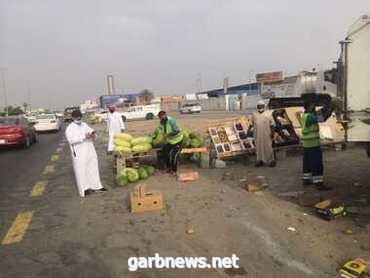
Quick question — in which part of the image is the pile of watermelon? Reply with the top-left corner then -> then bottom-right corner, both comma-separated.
182,129 -> 205,148
115,165 -> 156,186
113,133 -> 152,154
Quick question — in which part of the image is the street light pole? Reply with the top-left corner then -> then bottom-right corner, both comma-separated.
0,68 -> 8,116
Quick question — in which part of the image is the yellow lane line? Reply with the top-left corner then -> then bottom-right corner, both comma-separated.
51,154 -> 59,162
42,165 -> 55,175
1,211 -> 34,245
30,181 -> 47,197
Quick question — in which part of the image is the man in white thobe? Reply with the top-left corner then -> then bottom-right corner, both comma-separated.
107,106 -> 125,153
252,100 -> 276,167
65,110 -> 106,197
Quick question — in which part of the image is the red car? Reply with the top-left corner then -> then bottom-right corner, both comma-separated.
0,116 -> 37,148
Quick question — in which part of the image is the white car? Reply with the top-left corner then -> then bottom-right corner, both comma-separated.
121,104 -> 160,121
24,113 -> 38,124
95,104 -> 161,122
34,114 -> 61,132
180,103 -> 202,114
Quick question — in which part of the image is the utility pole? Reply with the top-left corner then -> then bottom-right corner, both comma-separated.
27,81 -> 31,112
196,73 -> 202,94
0,68 -> 8,116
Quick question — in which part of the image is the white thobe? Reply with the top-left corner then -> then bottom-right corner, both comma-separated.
65,122 -> 103,197
107,111 -> 125,152
253,111 -> 274,163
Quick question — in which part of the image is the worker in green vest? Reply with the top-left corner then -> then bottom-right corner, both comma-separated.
153,111 -> 183,173
300,93 -> 332,190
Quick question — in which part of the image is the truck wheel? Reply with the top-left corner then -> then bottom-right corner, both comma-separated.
122,116 -> 126,122
145,113 -> 154,120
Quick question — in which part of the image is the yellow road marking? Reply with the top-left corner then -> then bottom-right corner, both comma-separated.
42,165 -> 55,175
30,181 -> 47,197
51,154 -> 59,162
2,211 -> 34,245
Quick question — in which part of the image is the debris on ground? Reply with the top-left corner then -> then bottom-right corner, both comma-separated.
314,200 -> 346,221
342,229 -> 354,235
339,258 -> 368,278
177,171 -> 199,182
245,176 -> 268,192
186,227 -> 195,235
287,227 -> 297,233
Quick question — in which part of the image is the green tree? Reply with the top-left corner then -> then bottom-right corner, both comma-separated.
5,106 -> 24,116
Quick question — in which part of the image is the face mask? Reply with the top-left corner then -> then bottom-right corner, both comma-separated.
74,119 -> 82,125
258,108 -> 264,113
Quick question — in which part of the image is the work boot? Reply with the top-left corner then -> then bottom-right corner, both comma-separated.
269,160 -> 276,167
255,161 -> 264,167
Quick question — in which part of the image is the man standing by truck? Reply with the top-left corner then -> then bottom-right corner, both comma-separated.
300,93 -> 332,190
107,105 -> 125,154
152,111 -> 183,173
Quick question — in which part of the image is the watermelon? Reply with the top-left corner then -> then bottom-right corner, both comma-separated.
132,143 -> 152,153
114,138 -> 131,147
138,167 -> 148,179
152,134 -> 165,147
143,165 -> 155,176
114,133 -> 133,142
131,136 -> 152,146
114,146 -> 131,153
189,131 -> 201,139
125,168 -> 139,182
181,129 -> 191,147
116,175 -> 129,186
190,138 -> 202,148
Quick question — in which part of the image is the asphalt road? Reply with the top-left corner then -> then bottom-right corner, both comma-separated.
0,129 -> 64,234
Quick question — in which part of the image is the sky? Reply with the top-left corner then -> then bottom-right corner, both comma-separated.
0,0 -> 369,110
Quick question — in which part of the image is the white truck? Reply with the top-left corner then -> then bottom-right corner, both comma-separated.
337,15 -> 370,155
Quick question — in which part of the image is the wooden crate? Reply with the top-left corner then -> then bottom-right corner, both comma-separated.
130,184 -> 164,213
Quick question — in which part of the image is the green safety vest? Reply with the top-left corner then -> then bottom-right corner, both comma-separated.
156,117 -> 183,145
300,113 -> 320,148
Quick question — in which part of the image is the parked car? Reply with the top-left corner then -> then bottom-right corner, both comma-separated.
0,116 -> 37,148
64,106 -> 79,122
24,112 -> 38,124
95,104 -> 160,122
121,104 -> 160,121
34,114 -> 61,132
180,103 -> 202,114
